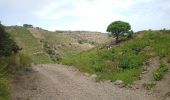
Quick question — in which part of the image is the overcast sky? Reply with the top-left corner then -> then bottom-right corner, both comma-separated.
0,0 -> 170,32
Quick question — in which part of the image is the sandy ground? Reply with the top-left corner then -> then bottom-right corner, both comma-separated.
11,64 -> 161,100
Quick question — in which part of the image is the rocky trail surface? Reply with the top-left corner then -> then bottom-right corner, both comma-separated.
12,64 -> 160,100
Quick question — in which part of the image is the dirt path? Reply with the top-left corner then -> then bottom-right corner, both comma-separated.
133,57 -> 170,100
12,64 -> 159,100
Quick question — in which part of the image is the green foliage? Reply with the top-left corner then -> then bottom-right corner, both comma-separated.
78,40 -> 83,44
23,24 -> 33,28
91,41 -> 96,45
0,23 -> 32,99
97,68 -> 141,85
127,30 -> 134,39
143,82 -> 156,90
160,28 -> 170,33
0,76 -> 10,100
153,72 -> 163,81
106,21 -> 131,33
153,62 -> 168,81
0,53 -> 32,99
0,23 -> 20,57
0,53 -> 32,75
131,44 -> 142,54
61,30 -> 170,85
106,21 -> 132,42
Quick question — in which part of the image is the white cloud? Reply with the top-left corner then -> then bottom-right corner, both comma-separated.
35,0 -> 133,31
1,0 -> 169,32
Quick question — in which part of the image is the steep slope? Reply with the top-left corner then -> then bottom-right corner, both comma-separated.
6,26 -> 53,64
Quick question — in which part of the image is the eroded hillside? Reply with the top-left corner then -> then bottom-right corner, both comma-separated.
6,26 -> 112,63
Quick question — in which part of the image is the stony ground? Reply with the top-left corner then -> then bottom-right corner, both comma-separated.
11,64 -> 160,100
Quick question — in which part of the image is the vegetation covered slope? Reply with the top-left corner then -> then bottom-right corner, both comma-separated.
61,30 -> 170,85
6,26 -> 112,63
6,26 -> 53,64
0,24 -> 32,100
28,28 -> 112,58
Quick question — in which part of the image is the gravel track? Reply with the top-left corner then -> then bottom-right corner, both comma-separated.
12,64 -> 158,100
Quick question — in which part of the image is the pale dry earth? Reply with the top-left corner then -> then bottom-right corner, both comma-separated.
11,64 -> 159,100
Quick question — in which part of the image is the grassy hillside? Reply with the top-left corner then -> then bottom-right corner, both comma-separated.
0,24 -> 32,100
6,26 -> 112,63
7,26 -> 53,64
61,30 -> 170,85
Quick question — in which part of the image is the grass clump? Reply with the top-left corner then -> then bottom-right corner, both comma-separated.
153,62 -> 168,81
143,82 -> 156,90
0,76 -> 10,100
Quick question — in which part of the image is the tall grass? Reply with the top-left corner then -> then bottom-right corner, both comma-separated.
0,53 -> 32,99
0,76 -> 10,100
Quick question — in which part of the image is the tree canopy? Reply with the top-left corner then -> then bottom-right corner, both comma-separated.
23,24 -> 33,28
106,21 -> 131,43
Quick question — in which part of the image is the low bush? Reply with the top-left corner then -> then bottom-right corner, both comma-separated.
153,62 -> 168,81
0,23 -> 20,57
143,82 -> 156,90
78,40 -> 83,44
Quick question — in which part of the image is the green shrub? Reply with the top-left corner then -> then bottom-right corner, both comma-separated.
160,62 -> 168,71
153,62 -> 168,81
153,72 -> 163,81
78,40 -> 83,44
143,82 -> 156,90
131,44 -> 142,54
91,41 -> 96,45
0,53 -> 32,99
118,56 -> 130,69
0,23 -> 20,57
0,23 -> 32,100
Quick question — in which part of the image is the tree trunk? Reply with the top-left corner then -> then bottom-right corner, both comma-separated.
115,34 -> 119,43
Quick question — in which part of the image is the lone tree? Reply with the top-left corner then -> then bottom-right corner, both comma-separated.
106,21 -> 131,43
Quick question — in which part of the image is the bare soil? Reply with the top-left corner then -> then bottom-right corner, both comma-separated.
133,57 -> 170,100
11,64 -> 159,100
